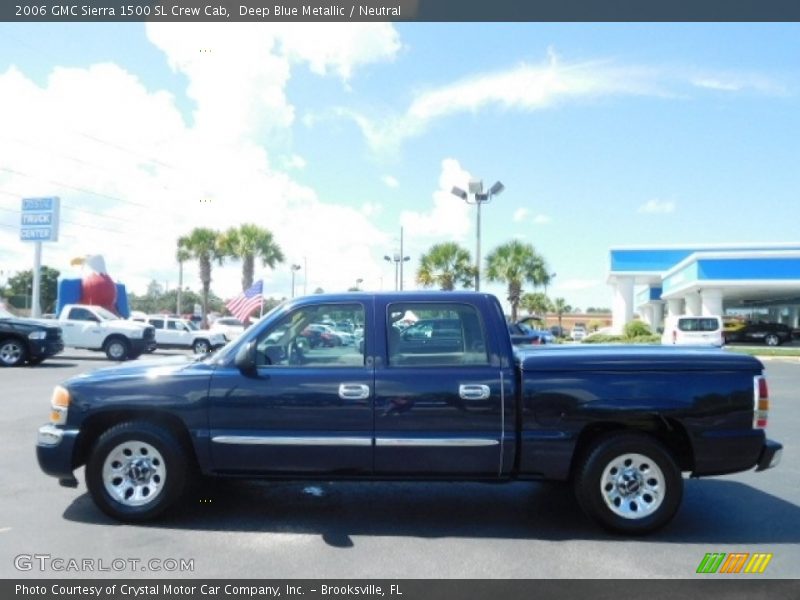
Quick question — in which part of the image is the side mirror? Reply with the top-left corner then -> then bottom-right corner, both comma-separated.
234,340 -> 257,374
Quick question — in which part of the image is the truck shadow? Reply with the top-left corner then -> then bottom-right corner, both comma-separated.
62,478 -> 799,545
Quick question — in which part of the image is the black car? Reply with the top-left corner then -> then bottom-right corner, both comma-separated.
0,307 -> 64,366
725,322 -> 793,346
508,322 -> 549,346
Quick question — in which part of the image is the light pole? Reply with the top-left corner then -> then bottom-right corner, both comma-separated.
451,178 -> 504,292
355,278 -> 363,291
290,264 -> 301,298
383,254 -> 410,290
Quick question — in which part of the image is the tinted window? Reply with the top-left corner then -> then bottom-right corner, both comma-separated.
387,303 -> 489,367
255,303 -> 365,368
68,308 -> 97,321
149,319 -> 165,329
678,318 -> 720,332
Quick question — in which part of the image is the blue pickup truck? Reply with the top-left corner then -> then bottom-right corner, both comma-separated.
37,292 -> 782,534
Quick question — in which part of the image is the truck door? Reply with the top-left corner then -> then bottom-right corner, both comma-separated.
61,307 -> 103,348
208,301 -> 374,475
372,298 -> 506,476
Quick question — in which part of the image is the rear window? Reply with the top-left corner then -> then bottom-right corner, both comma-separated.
677,318 -> 720,332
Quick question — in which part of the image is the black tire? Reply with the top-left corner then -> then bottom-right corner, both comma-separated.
192,339 -> 211,354
85,421 -> 189,522
27,356 -> 45,366
573,433 -> 683,535
0,337 -> 27,367
104,336 -> 130,361
764,333 -> 781,347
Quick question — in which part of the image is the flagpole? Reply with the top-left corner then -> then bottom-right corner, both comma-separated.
259,279 -> 264,318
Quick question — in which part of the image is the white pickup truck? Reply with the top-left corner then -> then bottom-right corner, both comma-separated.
132,315 -> 227,353
57,304 -> 156,361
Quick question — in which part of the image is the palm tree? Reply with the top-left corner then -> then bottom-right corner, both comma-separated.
552,297 -> 572,335
485,240 -> 550,321
416,242 -> 474,291
178,228 -> 224,328
219,224 -> 285,291
520,292 -> 551,317
175,246 -> 191,315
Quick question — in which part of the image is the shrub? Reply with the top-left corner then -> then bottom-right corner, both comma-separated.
624,320 -> 652,338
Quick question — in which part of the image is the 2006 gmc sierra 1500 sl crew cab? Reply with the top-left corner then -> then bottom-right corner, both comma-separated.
37,292 -> 782,534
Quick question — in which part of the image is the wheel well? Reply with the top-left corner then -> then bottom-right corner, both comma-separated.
570,417 -> 695,478
0,334 -> 26,346
74,410 -> 198,471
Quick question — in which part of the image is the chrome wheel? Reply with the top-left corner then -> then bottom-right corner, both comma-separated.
764,334 -> 780,347
0,340 -> 24,366
102,441 -> 166,507
193,340 -> 210,354
107,341 -> 126,360
601,452 -> 665,520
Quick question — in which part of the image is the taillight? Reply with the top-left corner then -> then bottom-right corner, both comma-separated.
672,330 -> 677,344
753,376 -> 769,429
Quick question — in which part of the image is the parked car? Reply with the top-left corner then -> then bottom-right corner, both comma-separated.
725,322 -> 793,346
570,325 -> 587,341
209,317 -> 246,341
550,325 -> 567,338
508,322 -> 549,346
37,292 -> 781,534
662,316 -> 724,347
142,315 -> 227,354
56,304 -> 155,361
0,307 -> 64,367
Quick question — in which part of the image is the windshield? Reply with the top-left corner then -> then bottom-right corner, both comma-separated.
92,306 -> 119,321
184,320 -> 199,331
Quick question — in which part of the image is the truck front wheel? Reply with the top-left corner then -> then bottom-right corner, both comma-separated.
104,337 -> 130,361
573,433 -> 682,535
86,421 -> 188,522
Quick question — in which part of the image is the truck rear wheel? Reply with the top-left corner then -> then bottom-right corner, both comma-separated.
104,337 -> 130,361
573,433 -> 682,534
192,339 -> 210,354
86,421 -> 188,522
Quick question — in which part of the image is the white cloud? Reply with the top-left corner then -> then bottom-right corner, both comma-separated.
284,154 -> 307,169
690,73 -> 787,95
637,199 -> 676,214
557,278 -> 603,292
512,208 -> 529,222
399,158 -> 472,242
0,24 -> 403,301
382,175 -> 399,188
361,201 -> 382,216
533,214 -> 552,224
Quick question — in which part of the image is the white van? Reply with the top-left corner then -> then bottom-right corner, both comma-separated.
662,315 -> 724,347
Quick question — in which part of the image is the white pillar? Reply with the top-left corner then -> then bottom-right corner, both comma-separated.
611,277 -> 634,334
684,293 -> 701,316
651,302 -> 664,331
701,288 -> 724,316
790,306 -> 799,328
667,298 -> 684,317
640,305 -> 653,328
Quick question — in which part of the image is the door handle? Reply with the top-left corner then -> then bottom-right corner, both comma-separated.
459,384 -> 490,400
338,383 -> 370,400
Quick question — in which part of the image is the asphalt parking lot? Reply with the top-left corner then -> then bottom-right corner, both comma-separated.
1,349 -> 797,579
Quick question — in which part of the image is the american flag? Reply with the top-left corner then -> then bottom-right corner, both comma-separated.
225,280 -> 263,322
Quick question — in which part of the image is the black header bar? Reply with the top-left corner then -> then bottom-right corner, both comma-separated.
4,0 -> 800,22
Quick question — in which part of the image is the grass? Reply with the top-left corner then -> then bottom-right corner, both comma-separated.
724,346 -> 800,358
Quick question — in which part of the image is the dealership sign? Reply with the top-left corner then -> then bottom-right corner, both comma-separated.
20,196 -> 60,242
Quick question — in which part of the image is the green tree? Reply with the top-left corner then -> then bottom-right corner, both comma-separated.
416,242 -> 474,291
6,266 -> 60,313
485,240 -> 550,321
178,228 -> 225,327
219,223 -> 285,291
552,297 -> 572,334
520,292 -> 551,317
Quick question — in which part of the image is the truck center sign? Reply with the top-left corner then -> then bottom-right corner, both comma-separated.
20,196 -> 60,242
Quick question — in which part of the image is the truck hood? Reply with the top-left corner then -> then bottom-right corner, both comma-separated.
104,319 -> 149,332
70,354 -> 203,384
0,317 -> 60,333
516,345 -> 763,372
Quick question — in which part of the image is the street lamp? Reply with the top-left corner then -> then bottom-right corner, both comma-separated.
290,264 -> 301,298
355,278 -> 363,291
384,254 -> 410,291
452,178 -> 504,292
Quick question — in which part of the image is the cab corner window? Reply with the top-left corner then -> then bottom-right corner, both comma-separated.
254,303 -> 365,368
387,302 -> 489,367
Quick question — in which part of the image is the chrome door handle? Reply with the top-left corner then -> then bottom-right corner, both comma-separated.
459,384 -> 490,400
338,383 -> 370,400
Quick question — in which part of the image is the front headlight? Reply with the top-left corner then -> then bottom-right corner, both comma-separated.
29,330 -> 46,340
50,386 -> 71,425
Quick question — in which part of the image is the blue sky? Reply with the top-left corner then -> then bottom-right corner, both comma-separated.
0,22 -> 798,311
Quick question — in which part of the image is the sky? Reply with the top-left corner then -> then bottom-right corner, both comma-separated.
0,22 -> 798,313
